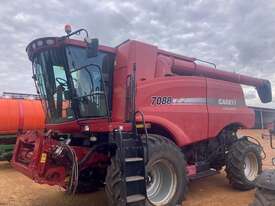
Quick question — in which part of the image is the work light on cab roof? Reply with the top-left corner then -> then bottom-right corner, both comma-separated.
64,24 -> 72,35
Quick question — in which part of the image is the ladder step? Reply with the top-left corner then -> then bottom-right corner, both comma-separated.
126,176 -> 145,182
125,157 -> 143,162
127,194 -> 146,203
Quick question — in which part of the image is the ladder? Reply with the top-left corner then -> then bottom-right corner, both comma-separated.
114,129 -> 147,206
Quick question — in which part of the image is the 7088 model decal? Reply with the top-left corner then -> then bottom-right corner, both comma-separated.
151,96 -> 173,105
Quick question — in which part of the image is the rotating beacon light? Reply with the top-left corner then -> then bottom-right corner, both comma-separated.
64,24 -> 72,35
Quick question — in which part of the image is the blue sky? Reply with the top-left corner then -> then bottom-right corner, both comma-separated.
0,0 -> 274,108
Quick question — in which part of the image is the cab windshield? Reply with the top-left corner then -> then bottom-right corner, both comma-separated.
33,45 -> 114,123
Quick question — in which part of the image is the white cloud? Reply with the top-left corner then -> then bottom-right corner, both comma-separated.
14,13 -> 31,23
0,0 -> 274,108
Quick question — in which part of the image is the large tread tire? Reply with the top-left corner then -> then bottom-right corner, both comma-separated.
249,189 -> 275,206
143,134 -> 188,206
105,134 -> 188,206
105,152 -> 125,206
226,138 -> 262,191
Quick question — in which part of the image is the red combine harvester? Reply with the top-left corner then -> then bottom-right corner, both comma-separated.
12,26 -> 272,206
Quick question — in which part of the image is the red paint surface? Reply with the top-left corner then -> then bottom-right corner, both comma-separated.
187,165 -> 197,176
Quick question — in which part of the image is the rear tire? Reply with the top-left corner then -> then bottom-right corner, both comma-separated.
105,134 -> 188,206
226,138 -> 262,190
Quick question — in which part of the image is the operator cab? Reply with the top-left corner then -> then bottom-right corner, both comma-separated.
27,27 -> 115,124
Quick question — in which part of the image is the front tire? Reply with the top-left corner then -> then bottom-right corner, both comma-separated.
105,153 -> 124,206
226,138 -> 262,190
144,134 -> 188,206
105,134 -> 188,206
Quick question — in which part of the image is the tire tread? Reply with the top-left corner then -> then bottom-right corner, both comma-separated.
226,139 -> 262,190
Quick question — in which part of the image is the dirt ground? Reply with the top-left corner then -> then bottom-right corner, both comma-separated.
0,129 -> 274,206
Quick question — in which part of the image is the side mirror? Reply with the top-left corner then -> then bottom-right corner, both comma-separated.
272,158 -> 275,166
87,38 -> 99,58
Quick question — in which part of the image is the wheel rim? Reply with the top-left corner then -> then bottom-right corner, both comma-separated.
146,159 -> 177,205
244,152 -> 259,181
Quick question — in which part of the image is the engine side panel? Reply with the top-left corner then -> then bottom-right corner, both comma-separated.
207,78 -> 254,138
113,40 -> 255,146
136,76 -> 208,146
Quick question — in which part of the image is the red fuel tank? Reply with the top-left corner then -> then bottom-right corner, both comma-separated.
0,98 -> 45,135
